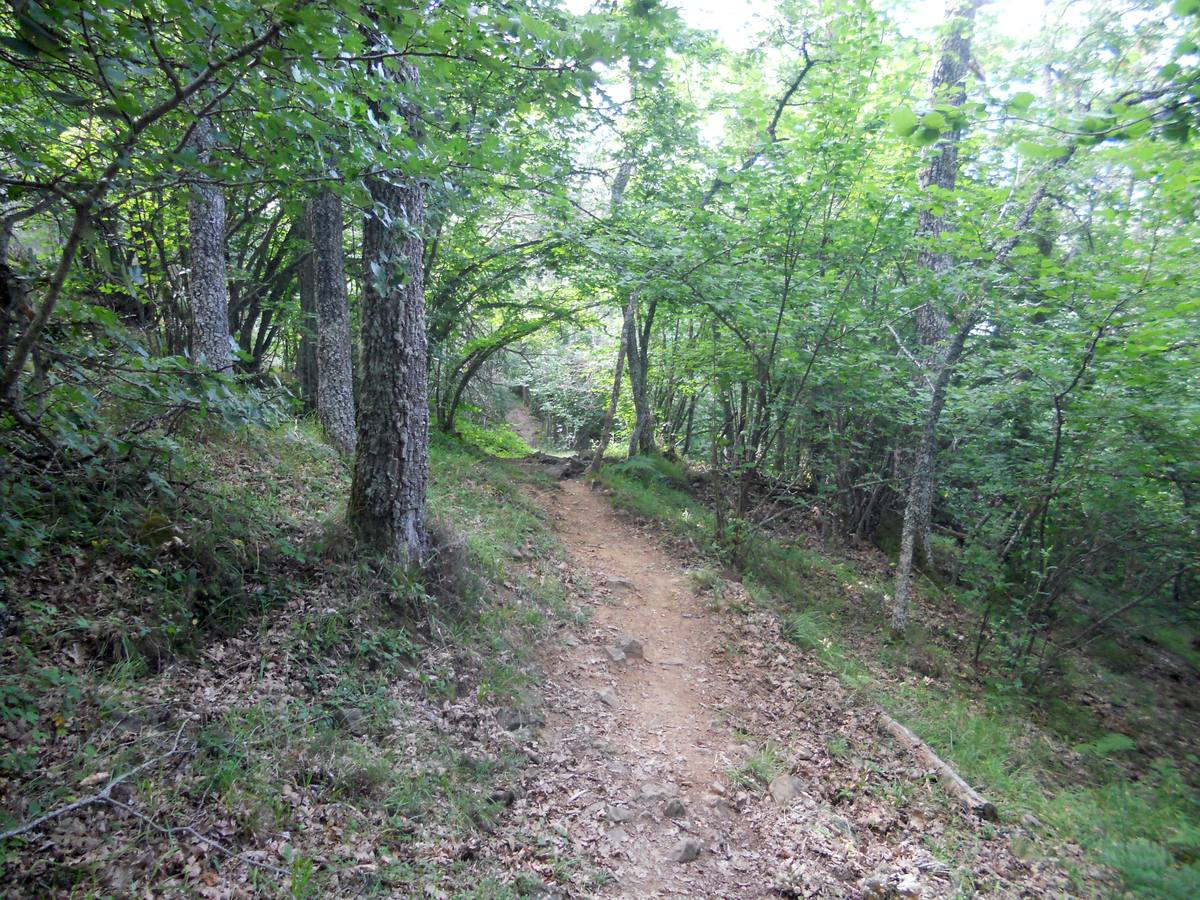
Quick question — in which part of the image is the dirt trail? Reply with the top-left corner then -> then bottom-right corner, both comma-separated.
507,404 -> 541,446
542,477 -> 760,895
491,433 -> 1057,896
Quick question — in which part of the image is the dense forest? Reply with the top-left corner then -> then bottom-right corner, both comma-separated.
1,0 -> 1198,896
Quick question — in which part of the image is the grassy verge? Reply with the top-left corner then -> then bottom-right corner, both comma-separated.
595,454 -> 1200,897
0,417 -> 587,896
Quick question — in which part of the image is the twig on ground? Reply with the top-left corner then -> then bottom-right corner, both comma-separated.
0,725 -> 288,878
0,746 -> 180,843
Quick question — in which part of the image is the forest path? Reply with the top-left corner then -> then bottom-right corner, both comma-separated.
493,413 -> 1045,896
509,469 -> 1043,898
484,408 -> 1051,897
523,474 -> 771,896
506,403 -> 541,446
545,476 -> 759,895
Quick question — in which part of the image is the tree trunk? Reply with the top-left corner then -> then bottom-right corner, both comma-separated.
349,60 -> 428,566
587,323 -> 627,476
593,158 -> 641,470
297,216 -> 317,412
187,117 -> 233,372
911,0 -> 980,534
626,300 -> 657,457
682,394 -> 697,458
891,0 -> 980,634
309,189 -> 356,456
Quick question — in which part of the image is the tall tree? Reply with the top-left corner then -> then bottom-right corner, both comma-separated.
186,116 -> 233,372
891,0 -> 980,636
309,190 -> 356,456
348,58 -> 429,564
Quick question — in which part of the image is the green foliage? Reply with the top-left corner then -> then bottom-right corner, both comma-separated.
597,457 -> 711,545
729,739 -> 788,788
1102,841 -> 1200,899
1075,732 -> 1138,757
456,419 -> 534,459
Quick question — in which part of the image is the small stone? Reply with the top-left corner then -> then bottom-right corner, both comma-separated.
606,577 -> 636,593
639,781 -> 679,802
664,797 -> 687,818
606,805 -> 635,823
615,634 -> 644,659
333,707 -> 367,735
608,825 -> 629,843
668,838 -> 702,863
489,788 -> 517,807
895,874 -> 921,898
768,773 -> 806,804
598,687 -> 619,708
707,797 -> 734,817
861,874 -> 890,900
496,707 -> 545,731
821,813 -> 855,841
605,646 -> 627,664
525,882 -> 566,899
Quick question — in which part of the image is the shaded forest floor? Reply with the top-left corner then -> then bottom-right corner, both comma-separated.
1,412 -> 1196,896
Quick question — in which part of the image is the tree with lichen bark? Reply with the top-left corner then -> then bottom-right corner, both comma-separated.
348,58 -> 429,565
186,116 -> 233,373
309,190 -> 355,457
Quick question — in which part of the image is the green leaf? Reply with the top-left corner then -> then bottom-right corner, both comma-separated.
0,35 -> 40,57
913,126 -> 941,146
920,110 -> 946,130
48,90 -> 89,108
889,106 -> 919,137
1009,91 -> 1035,111
1161,118 -> 1190,142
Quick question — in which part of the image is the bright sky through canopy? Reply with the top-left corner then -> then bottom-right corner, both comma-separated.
568,0 -> 1052,46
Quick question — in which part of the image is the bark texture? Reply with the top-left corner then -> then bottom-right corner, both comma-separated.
187,117 -> 233,372
349,59 -> 428,565
892,323 -> 969,634
297,213 -> 317,412
913,1 -> 979,345
309,189 -> 356,456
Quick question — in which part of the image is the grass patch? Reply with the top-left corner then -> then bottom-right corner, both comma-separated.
730,739 -> 788,788
456,419 -> 535,459
596,455 -> 711,542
